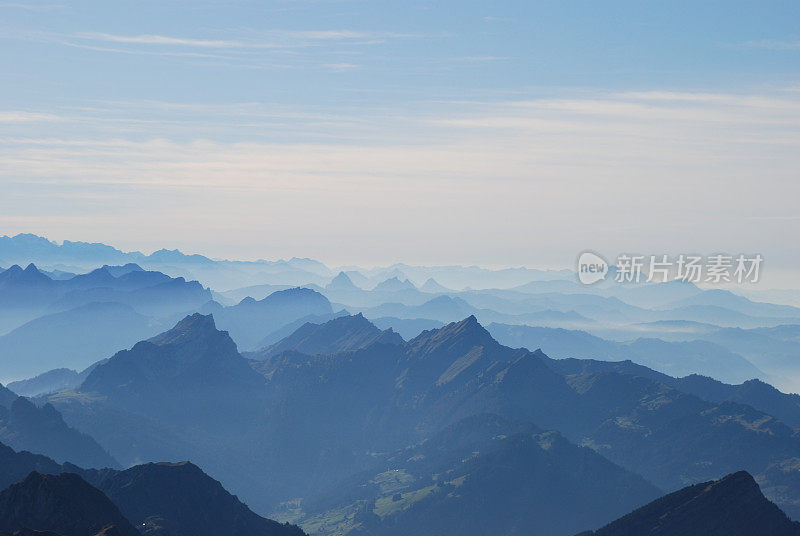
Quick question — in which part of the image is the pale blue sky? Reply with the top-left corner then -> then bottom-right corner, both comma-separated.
1,1 -> 799,282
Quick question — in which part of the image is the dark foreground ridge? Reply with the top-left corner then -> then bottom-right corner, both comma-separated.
0,471 -> 140,536
577,471 -> 800,536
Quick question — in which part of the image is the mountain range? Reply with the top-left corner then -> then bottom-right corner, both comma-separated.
25,312 -> 800,530
2,238 -> 799,534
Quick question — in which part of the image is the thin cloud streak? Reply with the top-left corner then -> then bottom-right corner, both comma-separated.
740,39 -> 800,51
72,30 -> 416,51
74,32 -> 283,49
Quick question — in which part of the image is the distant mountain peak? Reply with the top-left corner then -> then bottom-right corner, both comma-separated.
421,277 -> 451,293
326,271 -> 359,291
0,263 -> 52,285
255,312 -> 403,358
101,263 -> 144,277
265,286 -> 324,300
374,276 -> 417,292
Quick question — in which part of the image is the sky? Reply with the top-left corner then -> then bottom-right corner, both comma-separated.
1,1 -> 799,284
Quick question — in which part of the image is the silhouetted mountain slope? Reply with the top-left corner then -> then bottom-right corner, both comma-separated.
101,263 -> 144,278
0,302 -> 160,382
545,358 -> 800,429
0,264 -> 56,334
252,311 -> 349,350
0,262 -> 210,360
0,397 -> 117,469
664,289 -> 800,320
0,472 -> 140,536
373,277 -> 416,293
397,315 -> 524,393
697,325 -> 800,376
0,234 -> 139,268
369,317 -> 444,340
46,315 -> 800,519
326,272 -> 360,292
249,314 -> 403,359
487,323 -> 765,385
0,383 -> 16,408
7,369 -> 85,398
82,462 -> 307,536
300,414 -> 660,536
364,295 -> 474,322
0,442 -> 62,491
50,276 -> 211,317
673,375 -> 800,428
211,288 -> 334,350
420,278 -> 450,293
579,471 -> 800,536
79,314 -> 265,421
50,315 -> 283,509
0,442 -> 305,536
0,263 -> 209,317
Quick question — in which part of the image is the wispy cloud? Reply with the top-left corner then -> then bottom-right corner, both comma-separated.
61,41 -> 236,59
74,32 -> 282,49
0,2 -> 63,12
322,63 -> 358,72
739,39 -> 800,51
284,30 -> 414,41
2,89 -> 799,270
71,30 -> 414,51
0,111 -> 64,123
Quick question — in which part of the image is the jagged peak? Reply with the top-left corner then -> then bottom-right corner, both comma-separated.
326,271 -> 358,290
424,294 -> 467,306
408,315 -> 496,353
147,313 -> 221,346
1,263 -> 51,282
421,277 -> 451,292
374,277 -> 416,291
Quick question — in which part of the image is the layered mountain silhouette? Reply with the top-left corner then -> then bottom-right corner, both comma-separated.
0,471 -> 140,536
0,383 -> 16,408
487,322 -> 765,384
0,302 -> 159,381
80,461 -> 307,536
578,471 -> 800,536
0,263 -> 211,380
248,313 -> 403,359
207,287 -> 334,349
7,368 -> 89,398
291,414 -> 660,536
373,277 -> 416,293
41,312 -> 800,526
325,272 -> 361,292
545,357 -> 800,428
79,313 -> 265,420
0,441 -> 305,536
0,397 -> 117,469
369,316 -> 444,340
0,263 -> 210,321
420,278 -> 451,293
